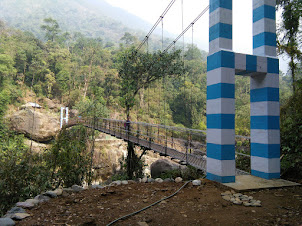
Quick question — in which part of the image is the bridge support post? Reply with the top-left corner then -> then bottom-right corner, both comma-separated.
60,107 -> 69,128
206,0 -> 236,183
250,0 -> 280,179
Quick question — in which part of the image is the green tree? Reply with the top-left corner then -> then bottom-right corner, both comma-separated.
41,17 -> 61,42
118,47 -> 184,117
277,0 -> 302,92
0,54 -> 16,82
120,32 -> 138,47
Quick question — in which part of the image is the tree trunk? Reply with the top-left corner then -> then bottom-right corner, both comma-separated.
84,58 -> 93,98
290,56 -> 296,93
126,141 -> 135,180
31,73 -> 35,92
139,88 -> 144,108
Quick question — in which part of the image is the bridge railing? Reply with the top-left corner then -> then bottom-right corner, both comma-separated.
96,118 -> 207,156
68,117 -> 251,174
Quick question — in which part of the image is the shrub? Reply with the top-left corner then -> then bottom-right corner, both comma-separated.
49,125 -> 92,187
0,133 -> 52,216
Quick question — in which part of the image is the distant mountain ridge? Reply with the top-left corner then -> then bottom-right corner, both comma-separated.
0,0 -> 153,44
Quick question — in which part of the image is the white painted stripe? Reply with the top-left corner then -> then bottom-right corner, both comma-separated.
253,46 -> 277,57
251,156 -> 280,173
207,68 -> 235,86
209,8 -> 232,27
253,0 -> 276,9
207,98 -> 235,115
256,56 -> 268,73
207,158 -> 236,177
250,73 -> 279,89
251,101 -> 280,116
207,129 -> 235,145
209,38 -> 233,54
251,129 -> 280,144
235,53 -> 246,71
253,18 -> 276,36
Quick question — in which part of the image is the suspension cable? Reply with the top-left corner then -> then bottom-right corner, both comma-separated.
190,25 -> 194,127
164,5 -> 209,53
136,0 -> 177,52
182,0 -> 184,60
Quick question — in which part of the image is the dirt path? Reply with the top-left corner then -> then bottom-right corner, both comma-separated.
19,180 -> 302,226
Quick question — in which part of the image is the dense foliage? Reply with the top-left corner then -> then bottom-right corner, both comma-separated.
280,77 -> 302,179
49,125 -> 92,187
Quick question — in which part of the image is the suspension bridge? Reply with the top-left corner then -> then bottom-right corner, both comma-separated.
65,117 -> 250,175
63,0 -> 281,184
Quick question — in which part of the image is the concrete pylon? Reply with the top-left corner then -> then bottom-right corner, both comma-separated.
250,0 -> 280,179
207,0 -> 236,183
206,0 -> 280,182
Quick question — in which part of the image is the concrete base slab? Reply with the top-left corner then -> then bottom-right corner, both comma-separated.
222,175 -> 301,191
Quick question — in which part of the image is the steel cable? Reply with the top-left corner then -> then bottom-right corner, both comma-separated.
136,0 -> 176,52
164,5 -> 209,53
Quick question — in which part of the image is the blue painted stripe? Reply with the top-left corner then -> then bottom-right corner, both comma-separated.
251,143 -> 280,158
210,0 -> 232,13
253,5 -> 275,23
207,172 -> 235,183
236,70 -> 256,76
207,143 -> 235,160
207,83 -> 235,100
253,32 -> 276,49
251,170 -> 280,179
209,23 -> 232,42
246,55 -> 257,72
250,87 -> 279,102
267,57 -> 279,74
251,116 -> 280,130
207,51 -> 235,72
207,114 -> 235,129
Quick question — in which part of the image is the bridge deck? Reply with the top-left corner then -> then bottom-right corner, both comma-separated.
67,118 -> 249,175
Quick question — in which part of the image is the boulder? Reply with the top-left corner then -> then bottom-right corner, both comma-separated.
141,177 -> 148,183
175,177 -> 183,183
147,178 -> 155,183
16,202 -> 35,209
0,218 -> 15,226
91,185 -> 104,189
150,159 -> 179,178
121,180 -> 128,185
34,195 -> 50,203
11,213 -> 30,220
44,191 -> 57,198
192,179 -> 202,186
155,178 -> 163,183
71,185 -> 84,192
42,98 -> 57,110
164,178 -> 174,182
8,109 -> 60,142
53,188 -> 63,196
24,199 -> 39,206
4,207 -> 26,219
23,139 -> 48,153
110,181 -> 122,186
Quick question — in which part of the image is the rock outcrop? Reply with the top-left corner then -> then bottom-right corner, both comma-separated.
9,108 -> 60,142
150,159 -> 179,178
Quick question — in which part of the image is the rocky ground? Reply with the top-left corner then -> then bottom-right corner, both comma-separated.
4,179 -> 301,226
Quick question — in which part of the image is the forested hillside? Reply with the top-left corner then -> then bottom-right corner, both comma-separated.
0,0 -> 151,44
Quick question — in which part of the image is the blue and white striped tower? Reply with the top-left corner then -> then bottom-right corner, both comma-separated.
206,0 -> 236,183
251,0 -> 280,179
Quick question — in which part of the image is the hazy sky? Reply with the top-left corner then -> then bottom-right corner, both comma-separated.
104,0 -> 287,72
